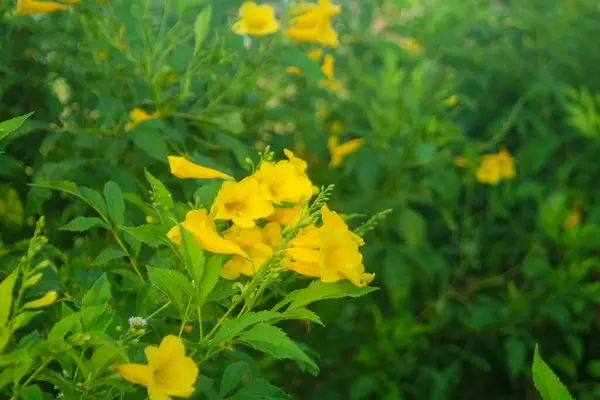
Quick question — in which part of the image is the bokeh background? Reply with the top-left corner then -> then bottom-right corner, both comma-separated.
2,0 -> 600,398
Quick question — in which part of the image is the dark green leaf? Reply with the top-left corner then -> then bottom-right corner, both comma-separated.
104,181 -> 126,226
212,311 -> 281,344
147,267 -> 194,314
231,379 -> 287,399
132,128 -> 168,162
60,217 -> 106,232
120,225 -> 166,246
220,361 -> 249,397
199,255 -> 223,302
92,248 -> 128,266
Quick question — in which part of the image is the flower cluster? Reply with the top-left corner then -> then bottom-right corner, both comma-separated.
165,149 -> 374,287
475,148 -> 516,185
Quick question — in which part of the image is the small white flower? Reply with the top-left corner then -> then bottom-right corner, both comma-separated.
128,316 -> 148,328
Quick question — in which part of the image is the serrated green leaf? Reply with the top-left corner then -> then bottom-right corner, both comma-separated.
281,308 -> 324,326
104,181 -> 126,226
275,280 -> 377,311
120,225 -> 166,246
147,267 -> 194,314
48,313 -> 81,342
230,379 -> 287,399
60,216 -> 106,232
238,323 -> 318,371
532,344 -> 574,400
0,112 -> 33,141
77,187 -> 109,219
92,248 -> 128,266
132,127 -> 169,162
194,6 -> 211,55
144,169 -> 174,209
212,311 -> 281,344
199,255 -> 223,302
220,361 -> 249,397
0,269 -> 18,326
180,226 -> 205,298
81,274 -> 112,331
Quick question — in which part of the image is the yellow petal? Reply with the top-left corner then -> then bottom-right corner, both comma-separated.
321,54 -> 335,80
113,364 -> 151,386
168,156 -> 233,180
153,357 -> 198,396
288,261 -> 321,278
16,0 -> 67,15
23,291 -> 58,309
148,381 -> 172,400
287,247 -> 320,264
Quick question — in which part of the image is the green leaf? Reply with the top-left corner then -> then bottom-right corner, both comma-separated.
120,225 -> 166,246
0,269 -> 18,326
194,6 -> 212,55
212,311 -> 281,344
238,323 -> 318,371
144,169 -> 174,209
275,280 -> 377,311
505,336 -> 526,378
532,344 -> 574,400
11,311 -> 42,332
147,267 -> 194,314
281,308 -> 324,326
132,128 -> 168,162
220,361 -> 249,397
81,274 -> 112,331
199,255 -> 223,302
0,184 -> 24,229
60,216 -> 106,232
18,385 -> 43,400
48,313 -> 81,342
230,379 -> 287,399
210,112 -> 245,135
180,226 -> 205,297
0,112 -> 33,141
77,187 -> 109,218
398,207 -> 427,248
92,248 -> 128,266
104,181 -> 126,226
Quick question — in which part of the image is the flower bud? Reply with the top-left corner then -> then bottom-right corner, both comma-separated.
24,273 -> 43,288
22,291 -> 58,309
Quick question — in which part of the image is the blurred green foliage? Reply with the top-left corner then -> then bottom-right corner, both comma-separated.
2,0 -> 600,398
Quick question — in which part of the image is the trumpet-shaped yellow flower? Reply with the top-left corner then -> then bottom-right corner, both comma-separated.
126,108 -> 159,130
14,0 -> 67,15
211,177 -> 274,229
287,205 -> 374,287
220,222 -> 281,279
284,0 -> 341,47
23,291 -> 58,309
328,136 -> 365,167
167,209 -> 246,256
232,2 -> 280,37
168,156 -> 233,180
114,335 -> 198,400
475,148 -> 516,185
254,158 -> 314,206
320,54 -> 342,92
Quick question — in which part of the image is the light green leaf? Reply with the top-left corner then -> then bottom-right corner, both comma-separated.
194,6 -> 212,55
104,181 -> 126,226
11,311 -> 42,332
532,344 -> 574,400
180,227 -> 205,298
144,169 -> 174,209
0,269 -> 18,326
212,311 -> 281,344
147,267 -> 194,314
281,308 -> 324,326
0,112 -> 33,141
120,225 -> 166,246
275,280 -> 377,311
60,216 -> 106,232
238,323 -> 318,371
220,361 -> 248,397
199,255 -> 223,302
92,248 -> 128,266
81,274 -> 112,331
0,184 -> 24,229
48,313 -> 81,342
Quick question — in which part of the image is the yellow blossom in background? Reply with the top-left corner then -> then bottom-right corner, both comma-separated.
232,2 -> 280,37
211,177 -> 274,229
443,95 -> 458,107
329,120 -> 343,135
168,156 -> 233,180
284,0 -> 341,47
23,291 -> 58,309
125,108 -> 159,130
328,135 -> 365,167
13,0 -> 67,15
308,48 -> 323,61
287,205 -> 374,287
220,222 -> 281,279
320,54 -> 342,92
113,335 -> 198,400
167,209 -> 246,256
495,148 -> 516,180
393,36 -> 423,55
475,148 -> 516,185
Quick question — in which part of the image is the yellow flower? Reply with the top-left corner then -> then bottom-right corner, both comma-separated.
287,205 -> 374,287
220,222 -> 281,279
443,95 -> 458,107
113,335 -> 198,400
168,156 -> 233,180
393,36 -> 423,55
211,176 -> 274,229
23,291 -> 58,309
126,108 -> 159,130
320,54 -> 342,92
495,148 -> 516,180
308,48 -> 323,61
475,154 -> 502,185
329,120 -> 343,135
232,2 -> 279,37
254,157 -> 314,206
14,0 -> 67,15
167,209 -> 246,256
328,136 -> 365,167
284,0 -> 341,47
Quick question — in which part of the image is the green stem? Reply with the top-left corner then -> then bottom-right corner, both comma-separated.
11,357 -> 53,399
197,304 -> 203,342
147,301 -> 172,320
112,232 -> 144,282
